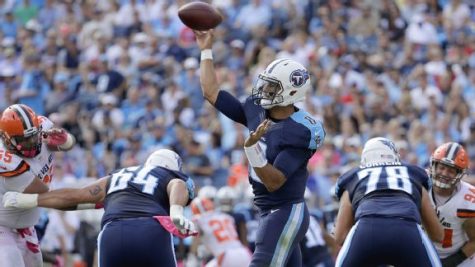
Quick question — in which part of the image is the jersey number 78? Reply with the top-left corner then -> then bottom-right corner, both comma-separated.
357,166 -> 412,195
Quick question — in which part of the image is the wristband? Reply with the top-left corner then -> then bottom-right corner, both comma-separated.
244,143 -> 268,168
58,134 -> 75,150
17,193 -> 39,209
170,205 -> 184,217
200,49 -> 213,61
77,203 -> 103,210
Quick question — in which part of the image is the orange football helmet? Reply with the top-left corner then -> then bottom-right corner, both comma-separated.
191,197 -> 214,215
0,104 -> 42,158
430,142 -> 469,189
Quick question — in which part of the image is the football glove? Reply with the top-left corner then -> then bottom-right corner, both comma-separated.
170,205 -> 196,235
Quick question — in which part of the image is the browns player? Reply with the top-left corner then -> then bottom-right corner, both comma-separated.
0,104 -> 75,267
190,197 -> 251,267
429,142 -> 475,267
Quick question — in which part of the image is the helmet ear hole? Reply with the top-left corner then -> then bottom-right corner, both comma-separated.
289,90 -> 297,96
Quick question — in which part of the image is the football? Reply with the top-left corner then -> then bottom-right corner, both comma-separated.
178,2 -> 223,31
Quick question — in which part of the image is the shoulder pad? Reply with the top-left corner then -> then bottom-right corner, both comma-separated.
287,111 -> 325,150
335,167 -> 359,200
457,182 -> 475,218
0,152 -> 30,177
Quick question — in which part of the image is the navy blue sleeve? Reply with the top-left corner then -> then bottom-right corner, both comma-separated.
409,165 -> 431,190
231,212 -> 246,225
273,147 -> 311,179
214,90 -> 247,125
335,168 -> 358,200
287,112 -> 326,150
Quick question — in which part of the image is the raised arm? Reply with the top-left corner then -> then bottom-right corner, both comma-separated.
3,177 -> 108,210
43,128 -> 76,152
194,30 -> 219,105
38,115 -> 76,152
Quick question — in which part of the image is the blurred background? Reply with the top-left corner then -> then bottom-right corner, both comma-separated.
1,0 -> 474,266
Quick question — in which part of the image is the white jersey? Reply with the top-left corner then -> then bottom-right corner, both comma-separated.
0,116 -> 54,228
431,181 -> 475,259
194,211 -> 243,257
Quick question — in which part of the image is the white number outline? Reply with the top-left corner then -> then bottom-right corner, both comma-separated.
107,166 -> 159,195
358,166 -> 412,195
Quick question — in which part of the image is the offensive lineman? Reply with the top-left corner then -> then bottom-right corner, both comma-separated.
334,137 -> 443,266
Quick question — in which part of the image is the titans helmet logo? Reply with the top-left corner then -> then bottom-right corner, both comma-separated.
175,154 -> 183,171
380,139 -> 398,154
289,69 -> 309,88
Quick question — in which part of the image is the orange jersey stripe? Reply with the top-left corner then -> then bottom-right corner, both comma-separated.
0,161 -> 30,177
457,209 -> 475,218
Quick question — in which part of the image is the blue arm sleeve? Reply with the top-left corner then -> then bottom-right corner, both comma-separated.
411,165 -> 431,190
273,147 -> 311,179
335,169 -> 357,200
214,90 -> 247,125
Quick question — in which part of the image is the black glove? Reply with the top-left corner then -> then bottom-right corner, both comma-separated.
440,249 -> 467,267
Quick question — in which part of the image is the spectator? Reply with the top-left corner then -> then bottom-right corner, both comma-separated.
15,53 -> 50,114
90,57 -> 126,95
184,139 -> 214,187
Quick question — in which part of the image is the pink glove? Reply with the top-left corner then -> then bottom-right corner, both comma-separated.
154,216 -> 199,238
16,228 -> 40,253
43,128 -> 68,146
52,255 -> 65,267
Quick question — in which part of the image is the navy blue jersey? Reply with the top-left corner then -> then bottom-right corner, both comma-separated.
101,165 -> 194,227
335,163 -> 430,223
300,213 -> 333,267
228,210 -> 246,229
215,91 -> 325,211
235,204 -> 259,251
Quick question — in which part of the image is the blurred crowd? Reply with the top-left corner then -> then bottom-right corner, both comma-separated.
1,0 -> 475,265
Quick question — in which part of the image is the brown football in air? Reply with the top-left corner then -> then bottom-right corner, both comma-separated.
178,2 -> 223,31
